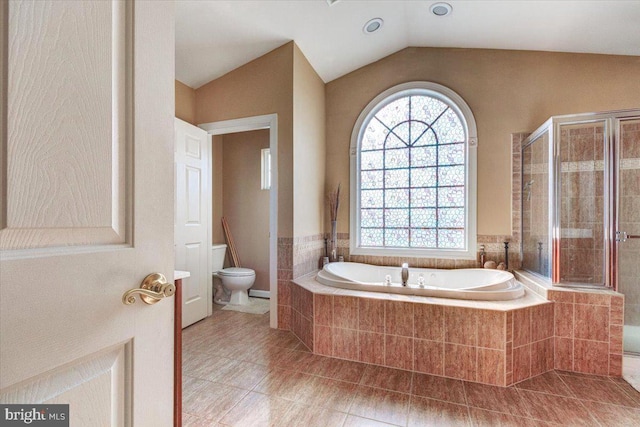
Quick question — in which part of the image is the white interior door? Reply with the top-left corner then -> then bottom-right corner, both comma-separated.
175,118 -> 211,327
0,1 -> 175,426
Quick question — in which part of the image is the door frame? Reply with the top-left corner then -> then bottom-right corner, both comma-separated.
199,114 -> 278,328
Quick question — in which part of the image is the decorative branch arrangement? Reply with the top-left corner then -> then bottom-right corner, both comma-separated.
327,183 -> 341,222
327,183 -> 341,262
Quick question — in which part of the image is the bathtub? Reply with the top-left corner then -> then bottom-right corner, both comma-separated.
316,262 -> 525,301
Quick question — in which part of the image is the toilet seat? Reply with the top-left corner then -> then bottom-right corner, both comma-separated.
217,267 -> 255,277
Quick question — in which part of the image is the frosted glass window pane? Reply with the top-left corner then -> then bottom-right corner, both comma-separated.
361,190 -> 384,208
411,229 -> 437,247
438,166 -> 465,186
411,188 -> 437,207
361,170 -> 383,189
411,146 -> 437,167
376,98 -> 410,128
361,150 -> 384,170
385,228 -> 409,247
413,128 -> 437,146
438,229 -> 465,249
409,121 -> 429,146
385,209 -> 409,228
385,169 -> 409,188
385,189 -> 409,208
391,122 -> 410,145
438,187 -> 464,207
362,228 -> 384,246
411,96 -> 448,125
432,108 -> 464,144
385,148 -> 409,169
357,91 -> 470,252
439,208 -> 465,228
362,119 -> 388,151
412,167 -> 437,187
411,208 -> 437,228
438,143 -> 465,165
361,209 -> 383,228
385,131 -> 407,149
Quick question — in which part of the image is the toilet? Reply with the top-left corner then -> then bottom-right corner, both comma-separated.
211,244 -> 256,306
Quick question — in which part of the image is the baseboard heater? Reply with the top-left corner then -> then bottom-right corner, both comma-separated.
249,289 -> 270,299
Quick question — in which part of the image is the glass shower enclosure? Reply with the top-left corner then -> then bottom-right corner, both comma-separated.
521,109 -> 640,355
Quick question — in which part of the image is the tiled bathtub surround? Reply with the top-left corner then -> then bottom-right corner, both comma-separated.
277,237 -> 293,330
278,234 -> 328,330
516,271 -> 624,377
291,274 -> 554,387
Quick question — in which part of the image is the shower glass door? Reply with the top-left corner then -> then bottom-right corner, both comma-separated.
618,118 -> 640,354
557,121 -> 607,285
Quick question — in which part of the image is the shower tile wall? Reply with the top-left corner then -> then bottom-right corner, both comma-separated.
559,124 -> 605,284
619,120 -> 640,334
521,132 -> 550,277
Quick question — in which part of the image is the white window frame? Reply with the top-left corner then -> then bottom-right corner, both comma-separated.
349,82 -> 478,259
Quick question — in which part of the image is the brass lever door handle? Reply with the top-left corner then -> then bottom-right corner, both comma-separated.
122,273 -> 176,305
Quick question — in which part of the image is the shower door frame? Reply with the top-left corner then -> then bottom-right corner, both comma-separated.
521,108 -> 640,290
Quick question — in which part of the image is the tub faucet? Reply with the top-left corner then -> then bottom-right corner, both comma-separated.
401,263 -> 409,286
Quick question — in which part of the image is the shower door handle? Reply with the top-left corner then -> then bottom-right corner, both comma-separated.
616,231 -> 640,242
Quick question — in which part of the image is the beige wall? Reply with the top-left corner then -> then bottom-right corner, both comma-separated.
196,42 -> 294,237
175,80 -> 196,124
326,47 -> 640,236
293,44 -> 326,237
219,130 -> 270,291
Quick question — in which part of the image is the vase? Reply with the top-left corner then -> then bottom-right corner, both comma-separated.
330,220 -> 338,262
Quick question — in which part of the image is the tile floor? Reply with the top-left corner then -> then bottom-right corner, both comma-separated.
182,307 -> 640,426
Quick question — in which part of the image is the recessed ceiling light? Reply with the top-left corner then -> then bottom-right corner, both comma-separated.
430,2 -> 452,17
363,18 -> 384,34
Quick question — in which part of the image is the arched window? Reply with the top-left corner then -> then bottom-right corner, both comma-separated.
350,82 -> 477,259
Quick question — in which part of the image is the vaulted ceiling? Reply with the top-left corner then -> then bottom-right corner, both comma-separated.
175,0 -> 640,88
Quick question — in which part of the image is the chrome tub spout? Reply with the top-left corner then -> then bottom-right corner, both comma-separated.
401,263 -> 409,286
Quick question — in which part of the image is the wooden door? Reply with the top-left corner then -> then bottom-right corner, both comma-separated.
174,118 -> 211,327
0,1 -> 175,425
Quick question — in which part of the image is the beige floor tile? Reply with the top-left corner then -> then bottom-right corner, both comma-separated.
559,374 -> 640,407
407,395 -> 471,427
586,401 -> 640,426
360,365 -> 413,394
464,382 -> 529,417
309,356 -> 367,383
517,390 -> 598,425
342,415 -> 399,427
349,385 -> 410,426
210,360 -> 271,390
218,391 -> 293,427
182,412 -> 220,427
182,380 -> 249,422
467,408 -> 555,427
253,369 -> 317,402
412,373 -> 466,404
278,402 -> 348,427
515,371 -> 574,397
296,376 -> 358,412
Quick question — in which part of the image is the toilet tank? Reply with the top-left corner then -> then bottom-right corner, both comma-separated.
211,244 -> 228,271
